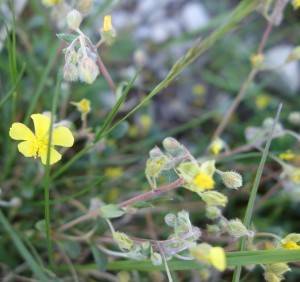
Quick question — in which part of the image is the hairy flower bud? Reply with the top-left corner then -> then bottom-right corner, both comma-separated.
67,10 -> 83,30
150,252 -> 162,266
227,218 -> 254,239
63,63 -> 78,82
264,272 -> 281,282
149,146 -> 164,158
205,205 -> 221,220
113,232 -> 133,251
165,213 -> 177,227
78,57 -> 100,84
77,0 -> 93,14
220,171 -> 243,189
200,191 -> 228,207
288,111 -> 300,126
162,137 -> 182,155
265,263 -> 291,278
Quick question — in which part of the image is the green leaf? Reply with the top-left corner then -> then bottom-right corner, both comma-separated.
131,201 -> 153,209
101,204 -> 125,219
60,241 -> 81,259
35,219 -> 46,234
56,33 -> 78,44
91,243 -> 108,271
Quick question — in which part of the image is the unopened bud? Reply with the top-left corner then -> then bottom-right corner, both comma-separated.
10,197 -> 21,207
227,218 -> 254,239
63,63 -> 78,82
288,111 -> 300,126
145,157 -> 165,178
262,118 -> 283,132
149,146 -> 164,158
200,191 -> 228,207
205,205 -> 221,220
164,213 -> 177,227
220,171 -> 243,189
265,263 -> 291,278
206,224 -> 220,235
113,232 -> 133,251
150,252 -> 162,266
162,137 -> 182,155
264,272 -> 281,282
117,271 -> 131,282
67,10 -> 83,30
77,0 -> 93,14
250,53 -> 264,69
78,57 -> 99,84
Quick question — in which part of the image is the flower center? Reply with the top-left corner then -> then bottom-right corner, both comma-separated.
193,173 -> 215,191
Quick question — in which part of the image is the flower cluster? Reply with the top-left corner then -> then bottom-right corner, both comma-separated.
61,10 -> 116,84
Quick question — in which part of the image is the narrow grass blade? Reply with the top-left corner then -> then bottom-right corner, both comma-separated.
0,64 -> 25,109
0,209 -> 49,281
24,43 -> 60,124
44,76 -> 61,264
54,249 -> 300,272
232,103 -> 283,282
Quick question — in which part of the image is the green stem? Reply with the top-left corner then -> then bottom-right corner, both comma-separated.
232,104 -> 282,282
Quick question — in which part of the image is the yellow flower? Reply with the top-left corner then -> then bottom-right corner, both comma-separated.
288,168 -> 300,184
105,167 -> 123,179
279,150 -> 295,161
283,241 -> 300,250
42,0 -> 61,7
71,99 -> 91,117
209,138 -> 225,155
193,172 -> 215,191
256,94 -> 270,110
250,53 -> 264,68
9,114 -> 74,165
293,0 -> 300,10
103,15 -> 112,31
190,243 -> 226,271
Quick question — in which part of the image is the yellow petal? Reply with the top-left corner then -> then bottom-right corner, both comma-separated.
18,141 -> 36,157
209,247 -> 226,271
40,147 -> 62,165
9,123 -> 35,141
31,114 -> 51,139
52,127 -> 74,147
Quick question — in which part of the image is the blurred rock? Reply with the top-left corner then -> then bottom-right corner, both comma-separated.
180,3 -> 210,32
264,45 -> 300,95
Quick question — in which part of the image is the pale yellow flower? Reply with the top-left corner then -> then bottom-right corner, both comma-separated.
71,99 -> 91,116
283,241 -> 300,250
190,243 -> 226,271
9,114 -> 74,165
42,0 -> 62,7
293,0 -> 300,10
103,15 -> 113,31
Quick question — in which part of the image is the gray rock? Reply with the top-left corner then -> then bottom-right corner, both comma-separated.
181,3 -> 210,32
264,45 -> 300,94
